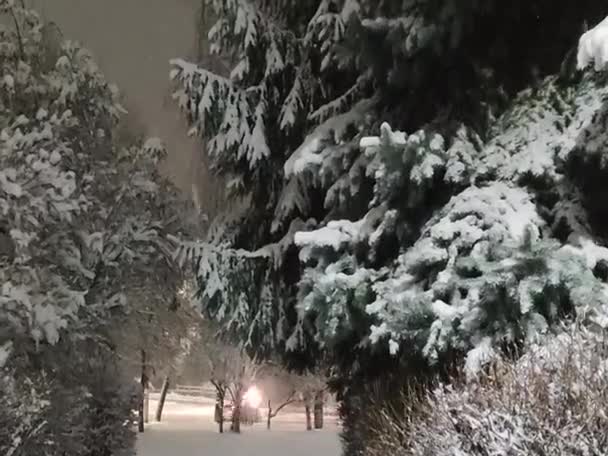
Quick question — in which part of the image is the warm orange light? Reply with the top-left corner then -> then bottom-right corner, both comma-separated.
243,385 -> 262,408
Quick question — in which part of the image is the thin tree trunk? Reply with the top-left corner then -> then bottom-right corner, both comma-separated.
155,376 -> 170,422
267,400 -> 272,430
138,349 -> 147,433
314,391 -> 324,429
305,402 -> 312,431
196,0 -> 206,62
138,395 -> 144,433
217,391 -> 224,434
144,389 -> 149,423
231,389 -> 242,433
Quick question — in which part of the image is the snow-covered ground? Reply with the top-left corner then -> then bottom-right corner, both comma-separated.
137,394 -> 342,456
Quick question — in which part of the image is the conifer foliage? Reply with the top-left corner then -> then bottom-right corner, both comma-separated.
173,0 -> 608,379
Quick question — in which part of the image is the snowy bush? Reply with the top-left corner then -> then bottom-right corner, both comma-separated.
365,325 -> 608,456
0,343 -> 138,456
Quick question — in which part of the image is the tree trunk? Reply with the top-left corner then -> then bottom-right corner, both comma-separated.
231,389 -> 242,433
218,392 -> 225,434
218,408 -> 224,434
143,389 -> 149,423
155,376 -> 170,422
138,395 -> 144,433
214,389 -> 225,433
305,402 -> 312,431
314,391 -> 324,429
138,349 -> 147,433
267,400 -> 272,430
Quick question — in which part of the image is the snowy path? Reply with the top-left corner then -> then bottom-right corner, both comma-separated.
137,395 -> 342,456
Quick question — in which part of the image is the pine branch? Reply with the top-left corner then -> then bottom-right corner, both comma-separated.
308,71 -> 372,124
8,6 -> 24,61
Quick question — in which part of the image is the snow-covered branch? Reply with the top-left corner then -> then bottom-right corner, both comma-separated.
578,17 -> 608,71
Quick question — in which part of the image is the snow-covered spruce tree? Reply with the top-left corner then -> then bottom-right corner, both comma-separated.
298,66 -> 608,361
172,3 -> 608,453
307,56 -> 608,456
173,0 -> 608,366
0,3 -> 194,455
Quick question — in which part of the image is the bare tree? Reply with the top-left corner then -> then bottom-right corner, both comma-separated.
211,379 -> 228,433
225,349 -> 261,433
195,335 -> 262,434
155,375 -> 170,422
111,275 -> 203,429
261,366 -> 303,430
266,388 -> 297,430
297,370 -> 328,431
260,366 -> 329,431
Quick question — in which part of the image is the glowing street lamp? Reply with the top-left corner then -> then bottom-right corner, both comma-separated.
243,385 -> 262,408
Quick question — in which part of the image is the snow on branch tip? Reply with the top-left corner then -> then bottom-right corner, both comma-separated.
578,16 -> 608,71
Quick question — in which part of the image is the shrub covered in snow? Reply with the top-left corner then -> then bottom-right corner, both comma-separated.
365,325 -> 608,455
0,342 -> 139,456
